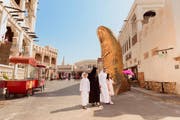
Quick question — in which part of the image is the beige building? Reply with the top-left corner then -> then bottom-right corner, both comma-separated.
33,44 -> 58,80
0,0 -> 38,64
74,59 -> 97,73
72,59 -> 97,79
57,64 -> 73,80
118,0 -> 180,94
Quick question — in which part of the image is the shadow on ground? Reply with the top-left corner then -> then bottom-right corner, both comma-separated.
50,105 -> 82,114
35,83 -> 80,97
33,81 -> 180,120
94,92 -> 180,120
0,94 -> 28,100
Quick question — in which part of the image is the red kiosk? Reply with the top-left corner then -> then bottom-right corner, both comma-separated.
4,57 -> 38,98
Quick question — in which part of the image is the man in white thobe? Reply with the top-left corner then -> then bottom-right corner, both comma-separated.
99,68 -> 110,104
79,72 -> 90,109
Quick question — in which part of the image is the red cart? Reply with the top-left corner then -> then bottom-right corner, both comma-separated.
4,57 -> 38,98
34,64 -> 46,92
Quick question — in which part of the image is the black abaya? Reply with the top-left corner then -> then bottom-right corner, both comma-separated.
88,68 -> 100,103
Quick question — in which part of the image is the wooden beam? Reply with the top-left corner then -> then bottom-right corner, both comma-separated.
27,32 -> 35,34
9,10 -> 25,13
5,6 -> 23,11
29,35 -> 38,38
15,18 -> 24,21
12,14 -> 19,17
22,26 -> 29,29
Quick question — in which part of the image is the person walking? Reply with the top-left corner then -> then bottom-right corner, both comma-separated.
99,68 -> 110,104
79,72 -> 90,109
106,73 -> 115,104
88,67 -> 101,107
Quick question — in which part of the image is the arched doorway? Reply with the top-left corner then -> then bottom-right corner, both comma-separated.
51,57 -> 56,65
0,27 -> 14,64
44,56 -> 50,65
5,27 -> 14,42
143,11 -> 156,24
35,53 -> 42,64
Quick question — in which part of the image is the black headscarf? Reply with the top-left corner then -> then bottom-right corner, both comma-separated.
89,67 -> 97,77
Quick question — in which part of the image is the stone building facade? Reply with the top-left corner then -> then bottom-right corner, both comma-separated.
74,59 -> 97,73
57,65 -> 73,80
73,59 -> 97,79
118,0 -> 180,94
0,0 -> 38,64
33,44 -> 58,80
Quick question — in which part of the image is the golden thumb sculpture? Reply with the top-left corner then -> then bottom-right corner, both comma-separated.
97,26 -> 130,95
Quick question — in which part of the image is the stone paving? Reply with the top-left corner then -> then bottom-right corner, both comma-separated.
0,80 -> 180,120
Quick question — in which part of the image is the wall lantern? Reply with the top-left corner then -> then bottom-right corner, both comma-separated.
156,47 -> 174,57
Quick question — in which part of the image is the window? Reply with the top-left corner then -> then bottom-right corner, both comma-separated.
125,52 -> 132,61
5,27 -> 14,42
129,37 -> 131,49
126,41 -> 128,52
143,11 -> 156,24
132,34 -> 137,46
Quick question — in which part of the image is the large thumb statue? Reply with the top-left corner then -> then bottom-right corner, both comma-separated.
97,26 -> 130,95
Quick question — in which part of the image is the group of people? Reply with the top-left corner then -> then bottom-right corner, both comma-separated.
79,67 -> 114,109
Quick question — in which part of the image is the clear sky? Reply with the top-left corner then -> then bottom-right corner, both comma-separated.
35,0 -> 134,65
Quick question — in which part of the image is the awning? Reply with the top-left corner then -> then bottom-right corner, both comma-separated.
9,57 -> 37,66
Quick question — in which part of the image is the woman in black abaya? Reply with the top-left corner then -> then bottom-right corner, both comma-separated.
88,67 -> 101,106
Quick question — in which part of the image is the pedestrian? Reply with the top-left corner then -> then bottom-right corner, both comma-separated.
79,72 -> 90,109
99,68 -> 110,104
88,67 -> 101,107
106,73 -> 114,104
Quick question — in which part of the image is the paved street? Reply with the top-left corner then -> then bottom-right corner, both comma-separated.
0,80 -> 180,120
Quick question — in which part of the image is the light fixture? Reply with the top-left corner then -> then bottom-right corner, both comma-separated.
156,47 -> 174,53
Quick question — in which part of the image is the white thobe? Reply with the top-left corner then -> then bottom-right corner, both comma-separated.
99,71 -> 110,103
107,79 -> 114,96
79,78 -> 90,106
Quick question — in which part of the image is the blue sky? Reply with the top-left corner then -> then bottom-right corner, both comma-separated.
35,0 -> 134,65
